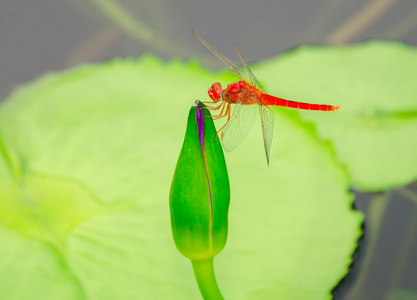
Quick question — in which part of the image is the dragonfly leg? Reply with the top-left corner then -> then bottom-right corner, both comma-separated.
202,99 -> 220,107
210,102 -> 227,119
217,102 -> 227,116
205,102 -> 224,111
214,103 -> 232,133
207,102 -> 228,119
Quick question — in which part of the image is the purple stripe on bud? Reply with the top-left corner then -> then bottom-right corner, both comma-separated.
195,101 -> 204,152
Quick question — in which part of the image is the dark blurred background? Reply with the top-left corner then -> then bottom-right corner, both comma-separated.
0,1 -> 416,299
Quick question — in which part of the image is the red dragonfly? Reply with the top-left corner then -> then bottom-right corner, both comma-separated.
193,32 -> 339,165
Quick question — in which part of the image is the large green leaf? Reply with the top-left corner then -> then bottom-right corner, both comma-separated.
254,41 -> 417,191
0,56 -> 361,299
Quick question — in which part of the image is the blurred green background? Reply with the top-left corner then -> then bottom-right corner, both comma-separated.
0,0 -> 416,299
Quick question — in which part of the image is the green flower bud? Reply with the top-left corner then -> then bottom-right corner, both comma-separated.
169,101 -> 230,261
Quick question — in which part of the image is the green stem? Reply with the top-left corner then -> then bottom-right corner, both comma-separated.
89,0 -> 188,56
90,0 -> 155,44
191,258 -> 224,300
302,0 -> 347,41
387,188 -> 417,289
388,205 -> 417,290
345,191 -> 390,299
326,0 -> 399,44
398,187 -> 417,205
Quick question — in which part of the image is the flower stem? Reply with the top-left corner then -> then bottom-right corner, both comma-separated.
89,0 -> 188,56
387,188 -> 417,289
326,0 -> 399,44
345,191 -> 390,299
191,258 -> 224,300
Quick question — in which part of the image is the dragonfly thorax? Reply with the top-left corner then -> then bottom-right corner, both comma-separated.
225,80 -> 261,104
208,80 -> 261,105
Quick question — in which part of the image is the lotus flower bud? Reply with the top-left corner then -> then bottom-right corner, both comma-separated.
169,101 -> 230,261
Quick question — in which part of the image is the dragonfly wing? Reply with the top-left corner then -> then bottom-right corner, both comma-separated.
250,70 -> 266,93
193,31 -> 249,81
259,104 -> 274,165
221,103 -> 257,152
234,44 -> 267,93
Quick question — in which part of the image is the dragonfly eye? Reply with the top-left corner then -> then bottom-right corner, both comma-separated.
208,82 -> 223,102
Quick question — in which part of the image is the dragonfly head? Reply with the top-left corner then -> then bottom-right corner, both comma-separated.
208,82 -> 223,102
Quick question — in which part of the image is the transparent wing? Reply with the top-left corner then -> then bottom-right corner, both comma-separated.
259,105 -> 274,165
234,44 -> 267,93
220,103 -> 258,152
193,31 -> 251,83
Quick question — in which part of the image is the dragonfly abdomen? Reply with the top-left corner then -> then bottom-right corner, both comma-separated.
261,94 -> 340,111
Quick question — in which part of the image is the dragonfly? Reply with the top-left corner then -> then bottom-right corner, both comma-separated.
193,31 -> 339,165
